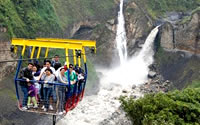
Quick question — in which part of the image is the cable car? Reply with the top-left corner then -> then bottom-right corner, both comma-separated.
11,38 -> 96,124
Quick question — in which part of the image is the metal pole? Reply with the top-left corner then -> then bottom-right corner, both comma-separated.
53,115 -> 56,125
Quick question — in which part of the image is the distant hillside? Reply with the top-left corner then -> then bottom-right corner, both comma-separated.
51,0 -> 116,29
0,0 -> 62,38
0,0 -> 116,38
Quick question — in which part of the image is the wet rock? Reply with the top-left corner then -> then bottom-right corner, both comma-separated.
130,95 -> 137,99
107,19 -> 115,25
100,108 -> 132,125
148,71 -> 157,78
122,89 -> 128,93
132,85 -> 136,89
84,119 -> 90,123
149,63 -> 157,71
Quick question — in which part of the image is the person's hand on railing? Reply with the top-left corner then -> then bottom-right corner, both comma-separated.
26,78 -> 30,82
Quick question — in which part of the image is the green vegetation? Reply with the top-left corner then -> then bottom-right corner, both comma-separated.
51,0 -> 115,29
180,7 -> 200,24
134,0 -> 200,19
0,0 -> 115,38
120,88 -> 200,125
188,80 -> 200,88
0,0 -> 62,38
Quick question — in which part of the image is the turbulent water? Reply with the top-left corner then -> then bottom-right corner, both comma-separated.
56,0 -> 159,124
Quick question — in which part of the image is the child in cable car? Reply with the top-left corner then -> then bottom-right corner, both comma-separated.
32,65 -> 41,102
27,82 -> 38,109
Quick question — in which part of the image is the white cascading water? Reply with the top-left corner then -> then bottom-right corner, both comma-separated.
116,0 -> 127,65
56,0 -> 159,124
105,26 -> 159,88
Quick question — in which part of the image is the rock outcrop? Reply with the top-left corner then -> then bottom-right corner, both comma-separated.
160,22 -> 174,50
125,1 -> 153,56
160,11 -> 200,53
175,12 -> 200,54
0,28 -> 16,82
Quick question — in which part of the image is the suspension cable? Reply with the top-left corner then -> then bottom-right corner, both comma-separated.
0,52 -> 92,63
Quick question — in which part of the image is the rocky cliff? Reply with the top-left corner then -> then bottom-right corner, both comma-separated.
0,28 -> 16,81
156,10 -> 200,89
160,11 -> 200,53
125,1 -> 153,56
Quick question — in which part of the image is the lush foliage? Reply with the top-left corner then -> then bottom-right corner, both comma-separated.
51,0 -> 115,28
120,88 -> 200,125
135,0 -> 200,19
0,0 -> 62,38
0,0 -> 115,38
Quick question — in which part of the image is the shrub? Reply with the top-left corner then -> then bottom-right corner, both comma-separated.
120,88 -> 200,125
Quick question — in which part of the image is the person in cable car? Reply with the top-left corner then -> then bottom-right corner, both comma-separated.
56,67 -> 68,115
65,64 -> 77,85
64,64 -> 77,101
75,69 -> 85,92
51,55 -> 61,70
19,63 -> 34,110
32,65 -> 41,102
27,82 -> 38,109
39,60 -> 57,105
40,68 -> 55,112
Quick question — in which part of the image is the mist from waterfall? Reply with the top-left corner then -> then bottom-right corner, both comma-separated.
116,0 -> 127,65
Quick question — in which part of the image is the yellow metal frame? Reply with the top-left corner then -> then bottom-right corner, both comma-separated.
36,38 -> 96,53
11,38 -> 96,67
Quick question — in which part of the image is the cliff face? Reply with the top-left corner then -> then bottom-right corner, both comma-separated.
0,28 -> 16,82
160,11 -> 200,53
125,1 -> 153,56
175,12 -> 200,54
157,11 -> 200,89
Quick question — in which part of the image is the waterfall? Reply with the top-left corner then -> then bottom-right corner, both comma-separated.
137,26 -> 160,66
106,26 -> 159,87
115,0 -> 127,65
